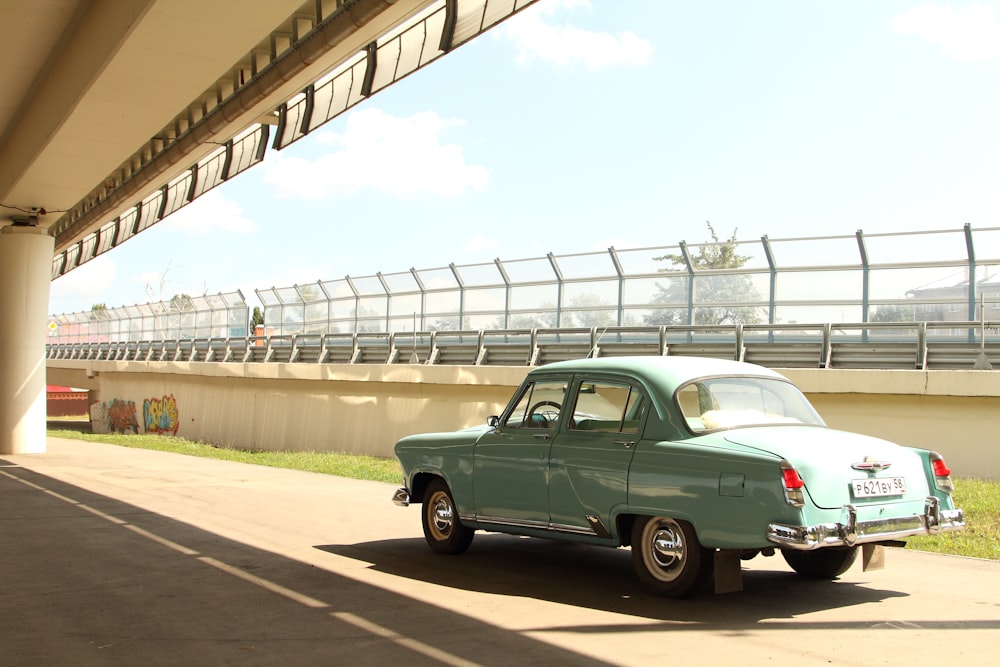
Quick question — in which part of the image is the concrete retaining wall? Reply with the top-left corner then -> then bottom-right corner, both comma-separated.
47,360 -> 999,479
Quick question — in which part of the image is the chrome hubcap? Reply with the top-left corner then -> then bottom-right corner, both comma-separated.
642,518 -> 687,582
430,494 -> 454,536
652,525 -> 684,568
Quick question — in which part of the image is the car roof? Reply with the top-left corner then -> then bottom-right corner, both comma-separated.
529,356 -> 787,388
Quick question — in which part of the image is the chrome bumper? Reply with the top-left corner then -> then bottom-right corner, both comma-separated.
392,487 -> 411,507
768,496 -> 965,551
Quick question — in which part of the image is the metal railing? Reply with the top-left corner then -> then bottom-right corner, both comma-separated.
46,320 -> 1000,370
47,226 -> 1000,375
254,225 -> 1000,337
47,291 -> 248,344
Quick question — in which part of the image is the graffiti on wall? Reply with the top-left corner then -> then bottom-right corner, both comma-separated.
105,399 -> 139,434
144,394 -> 179,436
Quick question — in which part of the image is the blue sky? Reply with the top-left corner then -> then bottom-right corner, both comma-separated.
48,0 -> 1000,315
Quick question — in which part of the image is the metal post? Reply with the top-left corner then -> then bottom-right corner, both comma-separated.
856,230 -> 870,342
406,268 -> 425,331
761,235 -> 777,339
964,223 -> 977,343
344,276 -> 359,333
547,253 -> 564,329
679,241 -> 695,335
449,263 -> 465,331
608,247 -> 625,327
376,272 -> 391,332
495,258 -> 511,330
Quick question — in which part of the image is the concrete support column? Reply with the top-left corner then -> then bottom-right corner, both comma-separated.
0,225 -> 55,454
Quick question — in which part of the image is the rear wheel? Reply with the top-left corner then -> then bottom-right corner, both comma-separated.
782,547 -> 858,579
422,478 -> 474,555
631,516 -> 713,598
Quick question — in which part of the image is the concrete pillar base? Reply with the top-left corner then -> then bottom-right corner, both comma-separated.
0,225 -> 55,454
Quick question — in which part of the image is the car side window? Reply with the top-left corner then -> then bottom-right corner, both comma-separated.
503,380 -> 567,430
569,380 -> 644,434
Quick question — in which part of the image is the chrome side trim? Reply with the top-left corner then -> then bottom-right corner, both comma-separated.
768,497 -> 965,550
391,487 -> 410,507
550,521 -> 599,537
475,515 -> 549,530
469,514 -> 599,537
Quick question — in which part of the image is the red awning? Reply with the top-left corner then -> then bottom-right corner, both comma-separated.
46,385 -> 88,393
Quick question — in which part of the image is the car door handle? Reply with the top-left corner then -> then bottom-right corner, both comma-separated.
533,433 -> 553,441
614,440 -> 636,448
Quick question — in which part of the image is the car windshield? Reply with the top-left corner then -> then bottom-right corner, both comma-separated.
675,376 -> 824,433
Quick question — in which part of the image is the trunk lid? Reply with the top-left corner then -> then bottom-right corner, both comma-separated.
723,425 -> 930,509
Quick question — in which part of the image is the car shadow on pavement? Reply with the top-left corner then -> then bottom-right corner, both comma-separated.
0,460 -> 616,667
317,532 -> 914,627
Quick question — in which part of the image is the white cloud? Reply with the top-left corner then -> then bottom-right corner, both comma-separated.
161,189 -> 256,234
499,0 -> 653,70
129,262 -> 186,303
890,3 -> 1000,62
462,233 -> 498,253
598,238 -> 644,251
49,255 -> 117,306
262,108 -> 488,200
132,270 -> 165,294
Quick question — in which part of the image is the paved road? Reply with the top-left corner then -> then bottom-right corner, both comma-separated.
2,438 -> 998,666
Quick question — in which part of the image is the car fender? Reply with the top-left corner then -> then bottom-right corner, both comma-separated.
627,438 -> 791,549
395,425 -> 491,515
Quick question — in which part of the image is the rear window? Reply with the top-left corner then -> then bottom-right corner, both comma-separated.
675,376 -> 824,433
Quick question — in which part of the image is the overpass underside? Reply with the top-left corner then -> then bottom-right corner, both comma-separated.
1,0 -> 538,454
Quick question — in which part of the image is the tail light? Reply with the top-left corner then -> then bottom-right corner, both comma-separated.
929,452 -> 954,493
780,460 -> 805,507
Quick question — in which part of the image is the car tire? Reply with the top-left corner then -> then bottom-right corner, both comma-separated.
781,547 -> 858,579
422,478 -> 474,555
631,516 -> 713,598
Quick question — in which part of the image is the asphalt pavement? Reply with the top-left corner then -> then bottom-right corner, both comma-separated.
2,437 -> 998,666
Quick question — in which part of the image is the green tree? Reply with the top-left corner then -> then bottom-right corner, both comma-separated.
297,283 -> 323,302
564,293 -> 617,328
169,293 -> 193,311
869,304 -> 914,322
352,304 -> 384,333
429,316 -> 473,331
644,222 -> 764,325
251,307 -> 264,329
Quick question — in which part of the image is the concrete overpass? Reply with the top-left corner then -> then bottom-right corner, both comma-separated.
0,0 -> 537,454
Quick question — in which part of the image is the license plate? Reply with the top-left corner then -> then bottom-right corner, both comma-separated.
851,476 -> 906,498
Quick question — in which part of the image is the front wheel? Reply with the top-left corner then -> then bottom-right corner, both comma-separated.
422,478 -> 474,555
782,547 -> 858,579
631,516 -> 713,598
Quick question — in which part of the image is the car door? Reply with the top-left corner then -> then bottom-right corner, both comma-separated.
547,377 -> 647,539
473,377 -> 570,529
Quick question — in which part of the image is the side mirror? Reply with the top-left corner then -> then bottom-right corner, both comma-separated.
487,415 -> 500,428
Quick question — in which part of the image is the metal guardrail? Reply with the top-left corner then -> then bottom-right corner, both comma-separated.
45,321 -> 999,370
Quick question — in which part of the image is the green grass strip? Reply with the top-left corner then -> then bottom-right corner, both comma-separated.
47,429 -> 401,484
906,478 -> 999,561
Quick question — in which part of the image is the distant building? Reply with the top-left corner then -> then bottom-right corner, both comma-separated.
906,268 -> 1000,328
46,386 -> 89,418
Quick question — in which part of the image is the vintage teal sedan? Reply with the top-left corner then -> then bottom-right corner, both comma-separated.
392,356 -> 964,597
